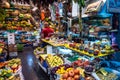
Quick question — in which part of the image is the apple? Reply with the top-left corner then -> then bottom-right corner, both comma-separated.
74,75 -> 80,80
74,69 -> 80,75
68,70 -> 75,77
84,61 -> 90,67
67,77 -> 73,80
74,61 -> 79,65
62,72 -> 68,79
78,63 -> 84,67
77,60 -> 82,63
69,44 -> 73,47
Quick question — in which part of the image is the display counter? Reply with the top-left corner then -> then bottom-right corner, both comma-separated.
34,37 -> 119,80
41,39 -> 115,58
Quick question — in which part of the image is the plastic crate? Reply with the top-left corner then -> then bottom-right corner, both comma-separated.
17,44 -> 24,51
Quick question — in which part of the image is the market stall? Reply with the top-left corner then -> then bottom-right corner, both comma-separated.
0,58 -> 24,80
33,0 -> 120,80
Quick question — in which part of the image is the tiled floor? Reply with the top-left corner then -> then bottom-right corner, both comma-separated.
18,47 -> 49,80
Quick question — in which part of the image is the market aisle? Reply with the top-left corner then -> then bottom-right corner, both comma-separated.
18,47 -> 49,80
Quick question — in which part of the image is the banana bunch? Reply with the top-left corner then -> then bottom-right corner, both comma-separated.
56,67 -> 73,74
66,68 -> 74,72
20,21 -> 32,27
56,66 -> 66,74
46,55 -> 64,68
20,21 -> 28,27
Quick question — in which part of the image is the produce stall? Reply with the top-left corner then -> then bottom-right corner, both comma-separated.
0,0 -> 120,80
34,36 -> 119,80
0,0 -> 38,52
0,58 -> 24,80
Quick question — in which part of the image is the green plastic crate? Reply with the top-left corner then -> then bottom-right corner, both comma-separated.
17,44 -> 24,51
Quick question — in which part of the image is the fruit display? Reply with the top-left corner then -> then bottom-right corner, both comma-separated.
60,68 -> 81,80
0,68 -> 21,80
42,38 -> 67,47
0,0 -> 36,31
60,39 -> 113,57
34,47 -> 44,55
6,58 -> 21,73
51,64 -> 83,80
0,58 -> 22,80
72,60 -> 90,68
0,69 -> 13,80
96,68 -> 119,80
69,42 -> 80,49
46,54 -> 64,68
0,9 -> 6,21
51,64 -> 72,75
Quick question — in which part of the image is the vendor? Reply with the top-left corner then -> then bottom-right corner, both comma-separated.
40,22 -> 54,48
41,22 -> 54,39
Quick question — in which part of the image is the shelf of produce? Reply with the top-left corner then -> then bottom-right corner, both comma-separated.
41,39 -> 64,47
41,39 -> 115,58
0,58 -> 24,80
64,44 -> 115,58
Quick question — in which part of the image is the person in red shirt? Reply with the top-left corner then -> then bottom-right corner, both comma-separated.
41,22 -> 54,38
41,22 -> 54,48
